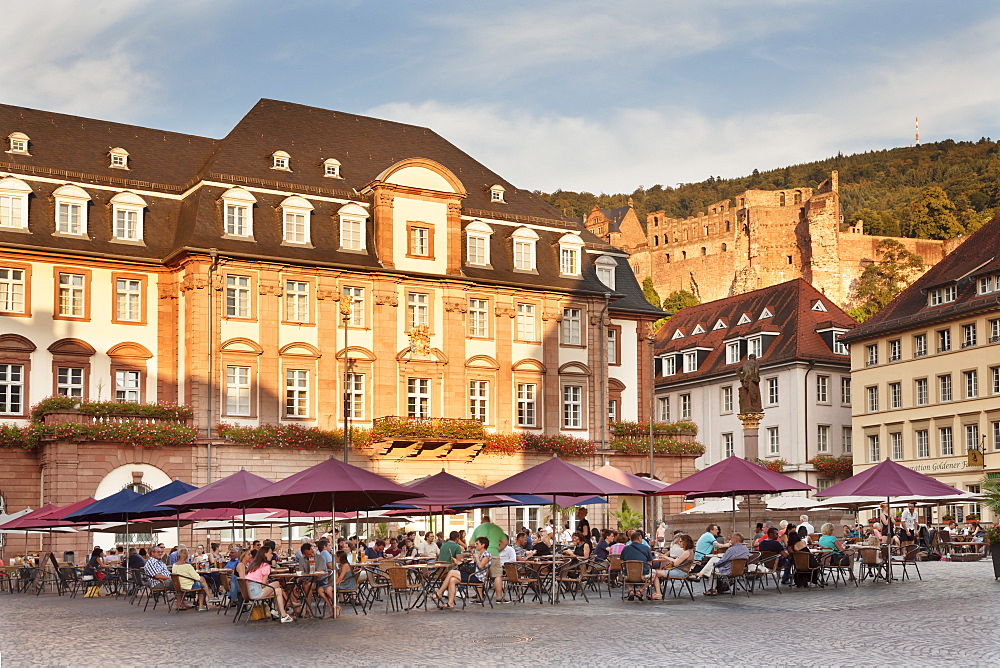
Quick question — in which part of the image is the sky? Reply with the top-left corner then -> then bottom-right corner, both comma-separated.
2,1 -> 1000,194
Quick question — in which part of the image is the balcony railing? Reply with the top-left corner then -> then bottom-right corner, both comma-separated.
364,416 -> 487,461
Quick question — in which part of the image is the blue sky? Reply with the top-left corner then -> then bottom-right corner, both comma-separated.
2,1 -> 999,193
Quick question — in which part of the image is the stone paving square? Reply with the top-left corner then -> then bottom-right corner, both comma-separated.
1,561 -> 998,667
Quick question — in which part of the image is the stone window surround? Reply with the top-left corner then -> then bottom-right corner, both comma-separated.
110,271 -> 147,326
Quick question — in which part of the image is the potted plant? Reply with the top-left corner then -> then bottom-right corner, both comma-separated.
980,475 -> 1000,579
942,514 -> 955,523
985,526 -> 1000,579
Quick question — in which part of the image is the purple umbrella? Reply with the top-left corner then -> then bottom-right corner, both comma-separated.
655,456 -> 814,535
472,457 -> 637,603
593,464 -> 667,495
237,457 -> 425,621
156,470 -> 275,546
396,470 -> 519,539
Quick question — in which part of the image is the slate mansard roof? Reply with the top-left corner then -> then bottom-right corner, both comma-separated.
653,279 -> 856,385
844,212 -> 1000,342
0,99 -> 663,317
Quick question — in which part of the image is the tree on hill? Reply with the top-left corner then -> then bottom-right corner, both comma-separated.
641,276 -> 661,309
662,290 -> 700,315
847,239 -> 925,322
907,187 -> 964,240
851,208 -> 901,237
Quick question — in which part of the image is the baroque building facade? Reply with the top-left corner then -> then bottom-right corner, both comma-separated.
620,172 -> 958,310
651,279 -> 857,491
0,99 -> 676,544
844,213 -> 1000,523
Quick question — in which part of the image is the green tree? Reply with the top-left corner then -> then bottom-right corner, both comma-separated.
611,499 -> 643,531
661,290 -> 700,314
908,187 -> 965,239
852,208 -> 901,237
641,276 -> 661,309
847,239 -> 924,322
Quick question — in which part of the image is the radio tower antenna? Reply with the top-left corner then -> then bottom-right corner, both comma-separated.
915,117 -> 919,146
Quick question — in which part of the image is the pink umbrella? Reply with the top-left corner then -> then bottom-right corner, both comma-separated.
655,456 -> 814,535
472,457 -> 637,603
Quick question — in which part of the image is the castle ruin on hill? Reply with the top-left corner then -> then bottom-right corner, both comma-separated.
585,171 -> 960,309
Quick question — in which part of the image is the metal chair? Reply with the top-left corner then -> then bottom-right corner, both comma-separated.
890,545 -> 923,581
457,564 -> 494,609
503,562 -> 540,603
714,557 -> 751,597
170,573 -> 203,612
660,558 -> 696,601
858,547 -> 888,583
819,551 -> 857,588
555,560 -> 589,602
745,551 -> 783,593
385,566 -> 421,612
233,577 -> 277,625
621,560 -> 651,600
791,550 -> 824,588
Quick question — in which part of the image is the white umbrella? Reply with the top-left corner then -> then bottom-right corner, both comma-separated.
766,495 -> 820,511
682,498 -> 740,514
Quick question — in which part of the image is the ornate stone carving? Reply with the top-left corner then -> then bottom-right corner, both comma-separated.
157,281 -> 179,300
542,309 -> 563,322
258,282 -> 283,297
737,412 -> 765,430
408,325 -> 431,357
375,191 -> 394,209
444,299 -> 467,313
181,275 -> 209,292
374,291 -> 399,307
316,288 -> 340,301
494,306 -> 515,318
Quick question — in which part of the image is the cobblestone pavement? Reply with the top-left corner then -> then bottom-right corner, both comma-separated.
2,561 -> 999,667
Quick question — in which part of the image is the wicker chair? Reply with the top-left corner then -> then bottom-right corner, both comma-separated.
170,573 -> 203,612
457,564 -> 494,609
503,562 -> 540,603
890,545 -> 923,581
621,560 -> 651,601
819,551 -> 857,588
555,560 -> 588,602
233,577 -> 278,625
713,557 -> 751,597
385,566 -> 421,612
660,558 -> 696,601
857,547 -> 888,583
608,554 -> 623,588
790,550 -> 824,588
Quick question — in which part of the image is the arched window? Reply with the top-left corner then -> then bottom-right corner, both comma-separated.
793,191 -> 802,205
725,220 -> 731,232
666,254 -> 671,263
595,255 -> 617,289
337,202 -> 368,251
323,158 -> 342,178
52,184 -> 91,236
557,233 -> 585,276
511,227 -> 538,271
721,243 -> 727,252
109,191 -> 147,242
0,176 -> 32,230
779,192 -> 786,206
701,247 -> 707,256
280,195 -> 314,246
465,220 -> 493,266
653,235 -> 659,246
271,150 -> 291,171
220,187 -> 256,238
681,251 -> 687,260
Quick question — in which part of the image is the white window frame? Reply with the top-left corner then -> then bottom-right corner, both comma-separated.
469,380 -> 489,423
285,369 -> 309,417
866,344 -> 879,366
595,256 -> 617,289
680,393 -> 691,419
723,432 -> 735,458
0,177 -> 31,230
221,187 -> 256,238
58,272 -> 85,318
663,356 -> 676,376
915,378 -> 928,406
225,366 -> 251,416
53,185 -> 91,237
225,275 -> 252,319
7,132 -> 29,155
517,383 -> 537,427
511,227 -> 539,272
939,374 -> 952,402
562,385 -> 583,428
866,386 -> 879,413
280,195 -> 314,246
868,434 -> 880,462
410,226 -> 430,256
271,150 -> 291,171
889,382 -> 902,409
888,339 -> 901,362
817,425 -> 830,453
323,158 -> 342,179
767,426 -> 780,455
682,351 -> 698,373
842,427 -> 853,454
939,426 -> 953,456
0,364 -> 24,415
343,287 -> 365,328
490,185 -> 505,203
469,298 -> 489,338
346,372 -> 365,419
890,432 -> 903,460
992,366 -> 1000,395
721,385 -> 733,414
816,375 -> 829,404
913,333 -> 927,357
841,377 -> 851,405
465,221 -> 493,267
284,280 -> 310,323
515,303 -> 537,341
56,366 -> 84,398
990,319 -> 1000,344
993,421 -> 1000,451
725,341 -> 740,365
115,278 -> 142,322
937,328 -> 951,353
558,234 -> 584,276
561,308 -> 582,346
916,429 -> 929,458
965,423 -> 980,451
407,378 -> 430,418
115,369 -> 141,403
962,323 -> 977,348
606,328 -> 618,365
748,336 -> 762,359
656,396 -> 670,422
832,330 -> 849,355
0,267 -> 26,313
766,377 -> 779,406
109,147 -> 129,169
407,292 -> 429,329
109,191 -> 147,242
964,370 -> 978,398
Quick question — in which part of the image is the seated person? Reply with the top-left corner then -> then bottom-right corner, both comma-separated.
316,549 -> 355,619
228,549 -> 254,602
699,532 -> 750,595
223,549 -> 241,571
842,525 -> 860,539
433,537 -> 491,609
417,533 -> 440,559
620,531 -> 654,601
650,533 -> 695,599
608,532 -> 629,556
561,532 -> 591,559
531,532 -> 553,557
384,539 -> 402,558
757,527 -> 789,577
245,546 -> 293,622
142,546 -> 172,591
787,530 -> 821,588
364,539 -> 387,562
126,547 -> 146,570
437,532 -> 463,564
512,532 -> 530,560
171,549 -> 210,610
818,523 -> 853,578
695,524 -> 730,562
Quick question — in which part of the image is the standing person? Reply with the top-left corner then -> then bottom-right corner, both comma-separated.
900,502 -> 919,545
655,522 -> 668,548
878,503 -> 893,537
799,515 -> 816,535
576,508 -> 591,543
470,515 -> 506,604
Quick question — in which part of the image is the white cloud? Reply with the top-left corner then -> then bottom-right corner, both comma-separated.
369,16 -> 1000,194
0,1 -> 164,119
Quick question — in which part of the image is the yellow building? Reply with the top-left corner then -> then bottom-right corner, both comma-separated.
844,214 -> 1000,522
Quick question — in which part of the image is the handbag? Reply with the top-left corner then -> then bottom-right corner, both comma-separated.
95,570 -> 107,581
458,561 -> 477,576
249,603 -> 269,621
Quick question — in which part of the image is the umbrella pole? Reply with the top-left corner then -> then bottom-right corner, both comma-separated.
288,511 -> 292,559
886,495 -> 893,583
331,493 -> 337,623
552,495 -> 557,605
732,494 -> 737,536
242,509 -> 246,547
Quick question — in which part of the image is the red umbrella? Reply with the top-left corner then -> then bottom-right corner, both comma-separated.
156,470 -> 275,547
238,457 -> 425,620
472,457 -> 637,603
655,456 -> 814,536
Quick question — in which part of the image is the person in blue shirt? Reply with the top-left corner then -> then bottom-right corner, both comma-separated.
364,539 -> 387,561
222,549 -> 240,571
620,531 -> 654,601
695,525 -> 730,561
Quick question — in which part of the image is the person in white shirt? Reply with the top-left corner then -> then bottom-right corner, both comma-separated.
899,503 -> 919,545
495,536 -> 517,603
417,532 -> 440,559
799,515 -> 816,535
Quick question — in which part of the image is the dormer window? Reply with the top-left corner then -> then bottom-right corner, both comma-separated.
465,220 -> 493,267
279,195 -> 314,246
595,255 -> 617,289
109,147 -> 129,169
52,184 -> 91,237
323,158 -> 342,179
557,233 -> 584,276
337,202 -> 368,251
929,285 -> 957,306
511,227 -> 538,272
109,191 -> 147,242
220,187 -> 256,239
490,185 -> 506,203
7,132 -> 29,155
271,150 -> 291,171
0,176 -> 32,229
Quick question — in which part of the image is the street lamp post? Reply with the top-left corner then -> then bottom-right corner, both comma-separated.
648,323 -> 656,536
340,298 -> 353,462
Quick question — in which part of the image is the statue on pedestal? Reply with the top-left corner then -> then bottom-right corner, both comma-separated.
737,354 -> 762,414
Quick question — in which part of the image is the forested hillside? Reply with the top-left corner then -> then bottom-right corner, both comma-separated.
539,138 -> 1000,239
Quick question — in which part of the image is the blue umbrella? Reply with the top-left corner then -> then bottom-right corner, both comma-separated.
62,489 -> 141,523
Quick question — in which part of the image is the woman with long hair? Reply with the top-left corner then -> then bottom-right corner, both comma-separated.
433,537 -> 491,609
245,546 -> 293,622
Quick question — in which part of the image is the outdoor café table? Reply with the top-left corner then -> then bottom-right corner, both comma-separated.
521,558 -> 570,603
401,563 -> 448,610
950,541 -> 985,555
270,572 -> 324,618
